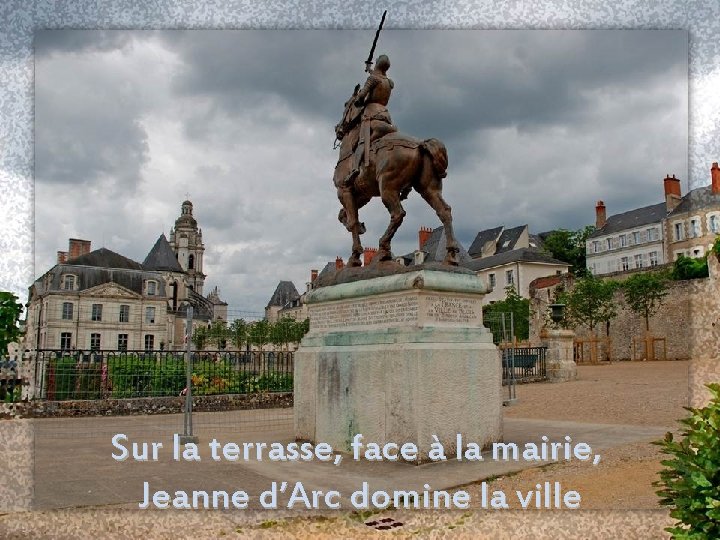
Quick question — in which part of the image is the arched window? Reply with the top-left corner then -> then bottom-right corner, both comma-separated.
188,254 -> 195,270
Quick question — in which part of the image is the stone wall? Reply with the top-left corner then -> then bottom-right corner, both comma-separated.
0,392 -> 292,420
689,253 -> 720,407
530,269 -> 702,361
530,253 -> 720,407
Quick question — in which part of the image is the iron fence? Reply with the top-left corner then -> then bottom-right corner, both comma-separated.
30,349 -> 293,401
502,346 -> 547,385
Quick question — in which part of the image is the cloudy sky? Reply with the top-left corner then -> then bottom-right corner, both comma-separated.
35,30 -> 688,315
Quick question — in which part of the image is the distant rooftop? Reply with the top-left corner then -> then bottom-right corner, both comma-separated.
589,202 -> 666,238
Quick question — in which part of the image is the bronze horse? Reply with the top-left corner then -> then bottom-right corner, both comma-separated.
333,86 -> 460,268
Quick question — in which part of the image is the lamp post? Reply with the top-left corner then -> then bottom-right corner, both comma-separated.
548,303 -> 566,326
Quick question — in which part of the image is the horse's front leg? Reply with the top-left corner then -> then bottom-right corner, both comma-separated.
337,186 -> 364,267
376,183 -> 406,262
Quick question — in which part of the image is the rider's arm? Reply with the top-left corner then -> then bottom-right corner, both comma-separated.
355,74 -> 378,105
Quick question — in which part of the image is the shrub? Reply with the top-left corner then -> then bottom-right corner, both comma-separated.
672,255 -> 709,280
655,384 -> 720,539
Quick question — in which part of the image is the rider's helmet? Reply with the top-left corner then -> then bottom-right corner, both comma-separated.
375,55 -> 390,72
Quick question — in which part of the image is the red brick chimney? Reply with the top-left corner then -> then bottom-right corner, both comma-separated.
595,201 -> 607,229
418,227 -> 432,250
57,251 -> 68,264
68,238 -> 91,260
310,269 -> 318,283
363,247 -> 378,266
335,256 -> 344,270
664,174 -> 682,211
711,162 -> 720,194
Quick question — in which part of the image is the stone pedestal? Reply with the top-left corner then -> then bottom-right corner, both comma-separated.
542,329 -> 577,382
294,270 -> 502,460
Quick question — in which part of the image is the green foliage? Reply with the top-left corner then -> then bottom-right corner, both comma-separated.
542,226 -> 595,276
559,274 -> 618,332
655,384 -> 720,539
269,317 -> 311,350
49,356 -> 105,400
483,286 -> 530,341
711,237 -> 720,257
672,255 -> 709,280
48,354 -> 292,400
207,320 -> 228,349
192,325 -> 208,350
0,292 -> 23,355
229,318 -> 247,350
249,319 -> 270,351
621,271 -> 669,331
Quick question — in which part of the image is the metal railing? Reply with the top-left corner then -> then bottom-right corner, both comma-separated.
31,349 -> 293,401
502,346 -> 547,385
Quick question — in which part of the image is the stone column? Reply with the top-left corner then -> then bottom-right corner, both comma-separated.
542,329 -> 577,382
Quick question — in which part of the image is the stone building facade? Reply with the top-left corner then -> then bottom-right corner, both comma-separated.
529,255 -> 719,371
587,165 -> 720,274
25,201 -> 225,352
664,162 -> 720,260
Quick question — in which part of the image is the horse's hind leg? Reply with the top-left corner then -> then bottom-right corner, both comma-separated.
417,170 -> 460,265
376,180 -> 406,262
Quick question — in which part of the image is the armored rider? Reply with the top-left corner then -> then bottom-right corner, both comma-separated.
344,54 -> 398,187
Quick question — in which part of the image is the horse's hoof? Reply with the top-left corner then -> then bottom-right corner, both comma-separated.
347,255 -> 362,268
358,222 -> 366,235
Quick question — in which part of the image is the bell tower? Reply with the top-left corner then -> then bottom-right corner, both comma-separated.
169,200 -> 206,294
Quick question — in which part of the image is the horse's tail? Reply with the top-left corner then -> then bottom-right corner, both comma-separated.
421,138 -> 448,179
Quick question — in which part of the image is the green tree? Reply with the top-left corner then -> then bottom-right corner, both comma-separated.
483,286 -> 530,341
191,325 -> 208,350
207,319 -> 228,349
270,317 -> 297,351
229,318 -> 247,351
542,225 -> 596,276
560,274 -> 618,334
655,383 -> 720,539
621,271 -> 669,332
0,292 -> 23,355
248,319 -> 270,352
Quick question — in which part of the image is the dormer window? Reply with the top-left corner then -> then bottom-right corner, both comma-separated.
146,280 -> 157,296
62,274 -> 76,290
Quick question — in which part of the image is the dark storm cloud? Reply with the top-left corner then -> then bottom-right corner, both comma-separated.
35,31 -> 152,192
34,29 -> 688,314
162,30 -> 686,171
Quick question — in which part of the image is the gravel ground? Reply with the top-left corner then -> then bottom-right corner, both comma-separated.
480,360 -> 689,511
505,360 -> 689,426
0,361 -> 689,537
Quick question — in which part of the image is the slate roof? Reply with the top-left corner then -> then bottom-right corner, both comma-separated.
668,186 -> 720,216
67,247 -> 143,270
316,262 -> 336,282
143,234 -> 184,272
467,226 -> 503,258
32,264 -> 167,297
266,280 -> 300,308
466,248 -> 569,272
528,234 -> 544,249
588,202 -> 666,238
421,226 -> 474,266
496,225 -> 527,253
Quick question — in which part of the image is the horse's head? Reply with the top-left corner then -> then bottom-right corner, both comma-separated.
335,84 -> 362,141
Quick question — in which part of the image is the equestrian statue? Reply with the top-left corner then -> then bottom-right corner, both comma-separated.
332,13 -> 460,268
